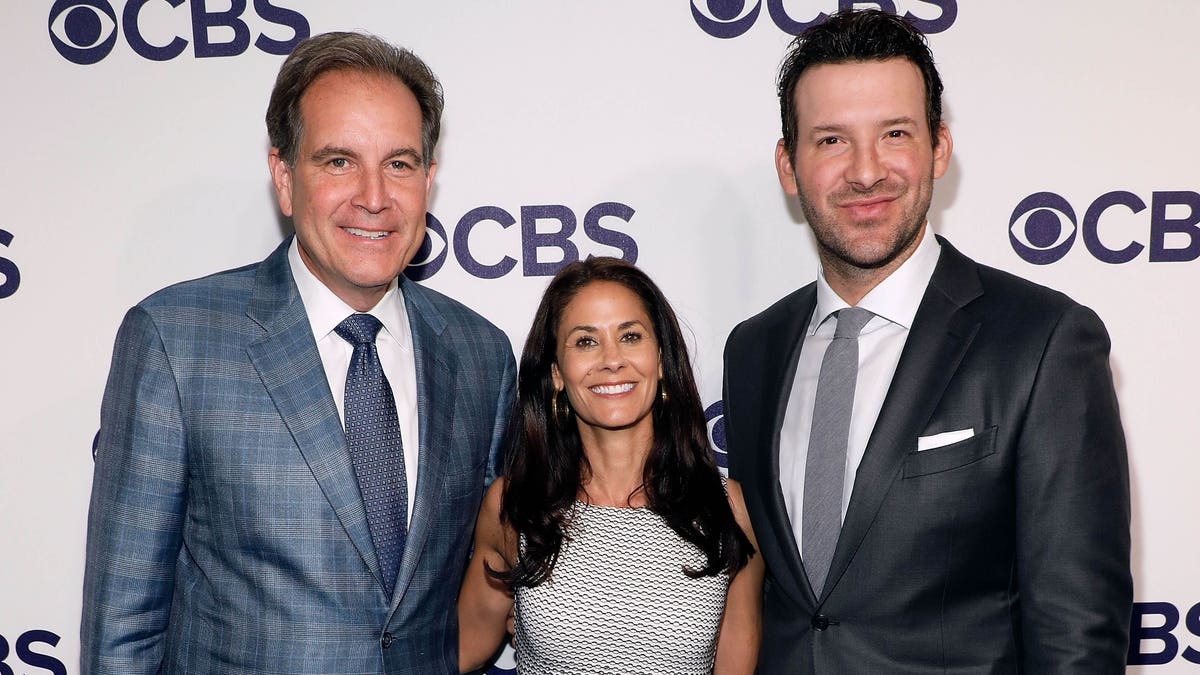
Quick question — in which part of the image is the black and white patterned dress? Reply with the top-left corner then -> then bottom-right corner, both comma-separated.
513,501 -> 730,674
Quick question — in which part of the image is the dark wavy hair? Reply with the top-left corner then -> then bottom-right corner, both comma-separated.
778,9 -> 945,158
495,257 -> 753,587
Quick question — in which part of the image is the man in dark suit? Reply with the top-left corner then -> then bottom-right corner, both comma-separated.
723,10 -> 1131,673
81,33 -> 515,674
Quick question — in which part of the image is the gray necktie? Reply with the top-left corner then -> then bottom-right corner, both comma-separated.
803,306 -> 873,597
335,313 -> 408,598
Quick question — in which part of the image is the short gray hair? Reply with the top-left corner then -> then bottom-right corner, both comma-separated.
265,32 -> 444,168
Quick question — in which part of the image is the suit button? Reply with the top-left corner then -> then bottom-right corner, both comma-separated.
812,615 -> 830,631
381,632 -> 394,649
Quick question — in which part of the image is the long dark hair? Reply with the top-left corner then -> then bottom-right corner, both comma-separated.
496,257 -> 753,588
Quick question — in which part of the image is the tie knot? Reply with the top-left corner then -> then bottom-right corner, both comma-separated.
335,313 -> 384,347
834,306 -> 873,338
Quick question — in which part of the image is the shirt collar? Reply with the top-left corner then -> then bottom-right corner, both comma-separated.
808,226 -> 942,336
288,238 -> 412,351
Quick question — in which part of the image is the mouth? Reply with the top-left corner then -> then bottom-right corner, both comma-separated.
343,227 -> 390,240
839,195 -> 897,219
589,383 -> 635,395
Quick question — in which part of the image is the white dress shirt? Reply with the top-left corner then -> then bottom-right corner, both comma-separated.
288,240 -> 419,521
779,228 -> 942,555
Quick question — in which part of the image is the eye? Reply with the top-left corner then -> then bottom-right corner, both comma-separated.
818,136 -> 840,146
886,129 -> 908,139
329,158 -> 348,168
390,159 -> 414,171
690,0 -> 761,39
1008,192 -> 1078,265
403,213 -> 449,282
619,331 -> 643,343
48,0 -> 119,65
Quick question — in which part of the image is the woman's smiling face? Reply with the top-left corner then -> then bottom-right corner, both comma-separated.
552,280 -> 662,439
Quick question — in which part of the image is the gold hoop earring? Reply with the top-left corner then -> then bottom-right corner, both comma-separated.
660,384 -> 669,403
552,390 -> 570,421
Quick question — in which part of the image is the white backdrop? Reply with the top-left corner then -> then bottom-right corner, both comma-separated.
2,1 -> 1197,671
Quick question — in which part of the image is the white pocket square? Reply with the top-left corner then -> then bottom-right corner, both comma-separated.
917,428 -> 975,451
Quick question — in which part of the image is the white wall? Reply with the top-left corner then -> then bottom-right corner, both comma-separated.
2,2 -> 1196,671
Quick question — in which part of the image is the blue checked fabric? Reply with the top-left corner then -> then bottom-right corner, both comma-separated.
335,313 -> 408,598
803,306 -> 873,597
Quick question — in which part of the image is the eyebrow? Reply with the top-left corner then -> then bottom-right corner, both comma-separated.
564,319 -> 648,334
309,146 -> 424,164
807,117 -> 919,135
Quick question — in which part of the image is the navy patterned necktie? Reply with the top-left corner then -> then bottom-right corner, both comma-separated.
803,306 -> 873,597
335,313 -> 408,598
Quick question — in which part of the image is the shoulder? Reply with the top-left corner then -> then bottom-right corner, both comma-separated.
137,260 -> 260,314
726,283 -> 816,350
482,476 -> 507,514
936,240 -> 1106,334
401,279 -> 511,349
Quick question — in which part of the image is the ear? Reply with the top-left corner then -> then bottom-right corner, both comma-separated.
268,149 -> 294,217
550,362 -> 563,393
932,122 -> 953,180
424,157 -> 438,194
775,138 -> 799,196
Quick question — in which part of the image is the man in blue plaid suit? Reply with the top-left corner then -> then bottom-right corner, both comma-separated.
81,32 -> 515,674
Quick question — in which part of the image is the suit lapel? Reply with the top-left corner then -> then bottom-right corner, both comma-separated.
390,278 -> 459,606
758,286 -> 821,607
245,239 -> 384,587
822,238 -> 983,599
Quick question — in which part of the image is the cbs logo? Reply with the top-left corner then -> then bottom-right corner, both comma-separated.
705,401 -> 728,469
1009,190 -> 1200,265
0,630 -> 66,675
0,229 -> 19,300
404,202 -> 639,282
691,0 -> 957,39
1128,602 -> 1200,665
49,0 -> 309,65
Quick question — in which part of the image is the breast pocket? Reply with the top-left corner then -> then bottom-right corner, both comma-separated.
903,426 -> 997,478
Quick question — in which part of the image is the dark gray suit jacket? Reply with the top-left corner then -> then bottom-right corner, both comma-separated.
82,237 -> 515,674
723,237 -> 1131,673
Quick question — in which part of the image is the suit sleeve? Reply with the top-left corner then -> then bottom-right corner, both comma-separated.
484,345 -> 516,485
81,306 -> 187,674
722,321 -> 747,483
1016,303 -> 1132,673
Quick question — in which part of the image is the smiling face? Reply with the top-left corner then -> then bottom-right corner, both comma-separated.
268,68 -> 436,311
777,57 -> 951,301
551,281 -> 662,445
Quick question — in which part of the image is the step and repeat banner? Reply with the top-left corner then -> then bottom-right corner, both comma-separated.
2,1 -> 1197,672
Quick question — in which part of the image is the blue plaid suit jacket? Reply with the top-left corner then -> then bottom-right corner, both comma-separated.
82,238 -> 515,674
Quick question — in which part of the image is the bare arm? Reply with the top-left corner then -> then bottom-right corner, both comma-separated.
714,478 -> 764,675
458,478 -> 517,672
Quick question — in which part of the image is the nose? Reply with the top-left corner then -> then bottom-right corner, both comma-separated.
846,143 -> 886,189
353,167 -> 388,214
597,341 -> 626,372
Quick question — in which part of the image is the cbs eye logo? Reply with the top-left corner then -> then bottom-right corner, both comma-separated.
48,0 -> 310,65
705,401 -> 728,469
690,0 -> 958,39
48,0 -> 117,65
1009,190 -> 1200,265
1008,192 -> 1077,265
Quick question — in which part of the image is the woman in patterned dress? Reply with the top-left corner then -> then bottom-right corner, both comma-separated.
459,257 -> 763,674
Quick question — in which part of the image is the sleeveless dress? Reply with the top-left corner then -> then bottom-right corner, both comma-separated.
513,501 -> 729,674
